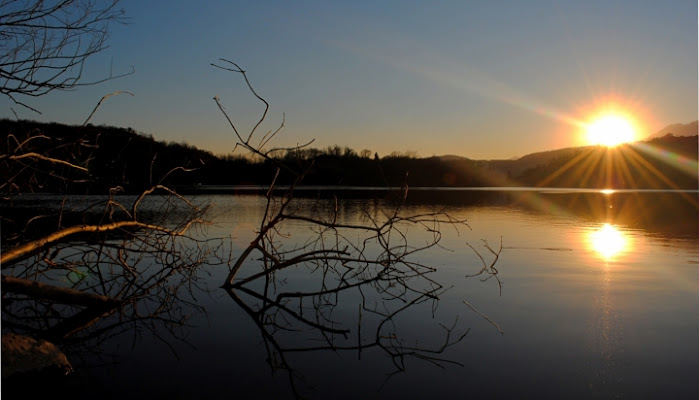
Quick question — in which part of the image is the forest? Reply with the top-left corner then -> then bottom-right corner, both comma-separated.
2,118 -> 697,194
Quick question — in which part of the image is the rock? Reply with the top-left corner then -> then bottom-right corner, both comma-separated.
1,333 -> 73,379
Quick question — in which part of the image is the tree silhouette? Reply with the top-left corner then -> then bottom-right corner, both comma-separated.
0,0 -> 132,112
213,59 -> 503,398
0,1 -> 219,384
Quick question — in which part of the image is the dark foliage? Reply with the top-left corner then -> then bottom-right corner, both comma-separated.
3,119 -> 697,194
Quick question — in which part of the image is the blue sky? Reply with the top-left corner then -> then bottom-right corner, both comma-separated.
2,0 -> 696,159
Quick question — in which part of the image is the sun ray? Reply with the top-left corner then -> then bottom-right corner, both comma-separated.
631,142 -> 699,178
535,147 -> 598,187
622,146 -> 685,190
577,150 -> 607,188
611,147 -> 638,189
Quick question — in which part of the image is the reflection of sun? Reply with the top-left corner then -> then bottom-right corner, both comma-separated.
589,223 -> 628,261
586,114 -> 635,147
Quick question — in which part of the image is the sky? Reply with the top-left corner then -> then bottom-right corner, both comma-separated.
1,0 -> 697,160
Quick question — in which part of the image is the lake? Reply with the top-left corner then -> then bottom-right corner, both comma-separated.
3,188 -> 699,399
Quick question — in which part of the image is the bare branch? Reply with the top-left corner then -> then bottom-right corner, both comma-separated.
1,274 -> 122,308
0,0 -> 131,111
82,90 -> 134,126
211,58 -> 269,143
4,151 -> 88,171
210,59 -> 506,398
1,219 -> 200,266
463,300 -> 504,335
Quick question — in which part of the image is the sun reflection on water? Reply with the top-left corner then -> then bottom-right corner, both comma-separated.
588,223 -> 629,261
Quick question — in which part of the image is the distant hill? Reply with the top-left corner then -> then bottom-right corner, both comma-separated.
407,132 -> 698,190
2,119 -> 697,193
514,135 -> 697,189
486,146 -> 594,180
646,121 -> 698,139
0,119 -> 249,194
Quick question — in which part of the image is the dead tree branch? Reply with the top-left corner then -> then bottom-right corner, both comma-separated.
213,59 -> 503,398
0,0 -> 134,111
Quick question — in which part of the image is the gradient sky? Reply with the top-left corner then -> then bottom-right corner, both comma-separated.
2,0 -> 697,159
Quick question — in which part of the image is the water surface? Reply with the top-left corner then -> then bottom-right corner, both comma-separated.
4,189 -> 698,399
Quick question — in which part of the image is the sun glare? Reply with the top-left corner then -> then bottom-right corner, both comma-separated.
589,223 -> 628,261
586,115 -> 635,147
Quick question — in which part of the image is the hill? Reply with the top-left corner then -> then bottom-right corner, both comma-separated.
477,146 -> 595,182
646,120 -> 698,139
0,119 -> 258,194
2,119 -> 697,193
514,136 -> 697,189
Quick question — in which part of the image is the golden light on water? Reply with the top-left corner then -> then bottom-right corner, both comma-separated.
588,223 -> 629,261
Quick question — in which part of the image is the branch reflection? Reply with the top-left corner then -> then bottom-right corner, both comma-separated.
224,196 -> 501,398
1,193 -> 226,372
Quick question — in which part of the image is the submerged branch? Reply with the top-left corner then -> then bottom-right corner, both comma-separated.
1,219 -> 201,266
4,152 -> 88,171
1,275 -> 122,308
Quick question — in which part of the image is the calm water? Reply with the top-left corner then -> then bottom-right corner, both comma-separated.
5,189 -> 699,399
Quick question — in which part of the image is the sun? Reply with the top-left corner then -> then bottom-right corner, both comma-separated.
586,114 -> 635,147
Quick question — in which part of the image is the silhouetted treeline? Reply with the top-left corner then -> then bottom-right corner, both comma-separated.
2,119 -> 222,194
2,119 -> 697,194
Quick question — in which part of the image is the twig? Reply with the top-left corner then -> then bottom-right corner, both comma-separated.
83,91 -> 134,126
463,300 -> 504,335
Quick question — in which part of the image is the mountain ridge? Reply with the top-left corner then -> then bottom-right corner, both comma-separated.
646,120 -> 697,139
2,118 -> 697,192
